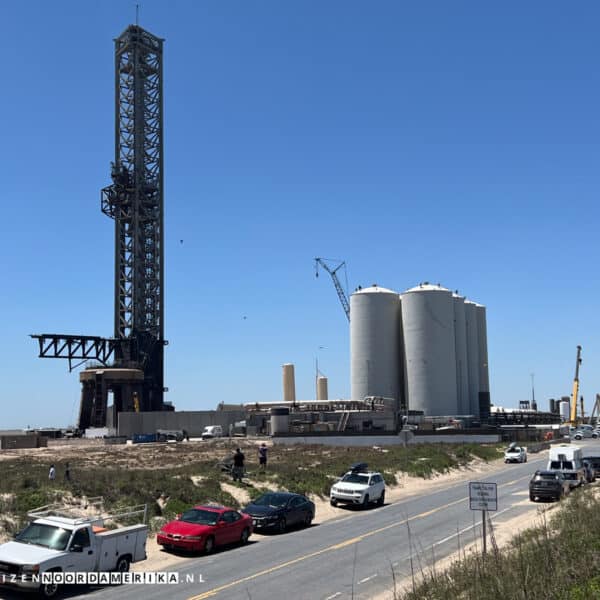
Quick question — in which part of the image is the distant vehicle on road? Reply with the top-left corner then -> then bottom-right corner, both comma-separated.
529,470 -> 571,502
572,424 -> 598,440
330,463 -> 385,509
504,444 -> 527,463
156,429 -> 186,442
202,425 -> 223,440
242,492 -> 314,533
157,505 -> 252,554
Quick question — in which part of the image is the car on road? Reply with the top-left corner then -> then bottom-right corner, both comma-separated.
157,505 -> 252,554
330,463 -> 385,509
572,425 -> 598,440
529,470 -> 571,502
202,425 -> 223,439
242,492 -> 315,533
504,444 -> 527,464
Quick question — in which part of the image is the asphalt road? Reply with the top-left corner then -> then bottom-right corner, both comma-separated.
2,440 -> 599,600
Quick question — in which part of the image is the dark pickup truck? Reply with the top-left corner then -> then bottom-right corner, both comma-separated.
529,470 -> 571,502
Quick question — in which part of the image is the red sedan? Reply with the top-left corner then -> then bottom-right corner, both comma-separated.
157,505 -> 253,554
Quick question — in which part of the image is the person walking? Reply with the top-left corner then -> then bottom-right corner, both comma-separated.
232,448 -> 245,482
64,462 -> 71,482
48,464 -> 56,481
258,443 -> 268,470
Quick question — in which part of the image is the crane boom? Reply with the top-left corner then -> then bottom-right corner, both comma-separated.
570,345 -> 582,425
315,258 -> 351,321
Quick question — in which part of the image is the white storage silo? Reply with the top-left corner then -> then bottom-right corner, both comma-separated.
464,300 -> 480,416
282,363 -> 296,403
401,284 -> 458,416
350,286 -> 401,404
475,303 -> 490,416
317,376 -> 328,400
453,294 -> 469,415
559,400 -> 570,422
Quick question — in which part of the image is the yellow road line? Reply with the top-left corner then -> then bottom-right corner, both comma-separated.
188,474 -> 530,600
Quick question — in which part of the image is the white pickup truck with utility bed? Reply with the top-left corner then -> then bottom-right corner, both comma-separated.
0,501 -> 147,598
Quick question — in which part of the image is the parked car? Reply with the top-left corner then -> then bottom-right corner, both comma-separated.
0,502 -> 147,598
529,470 -> 571,502
547,444 -> 586,488
572,425 -> 598,440
504,444 -> 527,464
583,460 -> 596,483
242,492 -> 315,533
157,505 -> 252,554
330,463 -> 385,509
582,454 -> 600,479
202,425 -> 223,440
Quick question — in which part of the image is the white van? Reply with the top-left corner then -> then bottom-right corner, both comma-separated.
547,445 -> 585,488
202,425 -> 223,440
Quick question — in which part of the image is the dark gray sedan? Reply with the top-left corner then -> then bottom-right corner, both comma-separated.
242,492 -> 315,533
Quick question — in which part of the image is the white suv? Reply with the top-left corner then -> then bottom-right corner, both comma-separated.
504,444 -> 527,463
330,464 -> 385,509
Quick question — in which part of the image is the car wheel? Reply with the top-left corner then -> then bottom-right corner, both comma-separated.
524,456 -> 527,463
277,517 -> 287,534
204,536 -> 215,554
240,528 -> 250,545
504,459 -> 509,464
377,491 -> 385,506
330,499 -> 338,507
529,493 -> 535,502
362,494 -> 370,509
303,512 -> 313,527
115,556 -> 130,573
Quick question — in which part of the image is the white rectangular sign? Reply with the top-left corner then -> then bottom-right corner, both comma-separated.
469,481 -> 497,511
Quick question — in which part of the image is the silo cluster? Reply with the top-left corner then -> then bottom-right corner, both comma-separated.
350,283 -> 490,417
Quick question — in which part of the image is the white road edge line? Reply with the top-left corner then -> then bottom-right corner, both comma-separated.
431,505 -> 514,548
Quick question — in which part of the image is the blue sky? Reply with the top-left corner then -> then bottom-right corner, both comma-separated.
1,1 -> 599,428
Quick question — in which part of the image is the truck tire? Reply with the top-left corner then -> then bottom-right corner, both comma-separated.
115,555 -> 130,573
39,582 -> 60,598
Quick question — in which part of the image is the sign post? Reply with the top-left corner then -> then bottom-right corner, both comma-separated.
469,482 -> 497,555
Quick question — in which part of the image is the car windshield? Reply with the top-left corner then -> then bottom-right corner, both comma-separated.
15,523 -> 71,551
584,458 -> 600,467
341,473 -> 369,484
506,448 -> 521,453
180,509 -> 219,525
252,494 -> 289,508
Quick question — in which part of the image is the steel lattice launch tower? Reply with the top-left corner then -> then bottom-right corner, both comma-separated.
32,25 -> 168,429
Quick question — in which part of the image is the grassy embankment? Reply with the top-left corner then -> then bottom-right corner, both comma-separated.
0,442 -> 500,535
400,485 -> 600,600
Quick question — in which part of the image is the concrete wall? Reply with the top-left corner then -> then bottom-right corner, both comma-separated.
0,435 -> 47,449
272,433 -> 500,446
118,410 -> 246,438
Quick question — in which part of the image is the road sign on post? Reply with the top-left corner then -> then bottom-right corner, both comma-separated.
469,482 -> 497,511
469,482 -> 497,556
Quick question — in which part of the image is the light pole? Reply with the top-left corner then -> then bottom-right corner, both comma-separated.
530,373 -> 536,410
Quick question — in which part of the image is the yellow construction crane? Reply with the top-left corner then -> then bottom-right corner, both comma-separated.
569,345 -> 582,426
